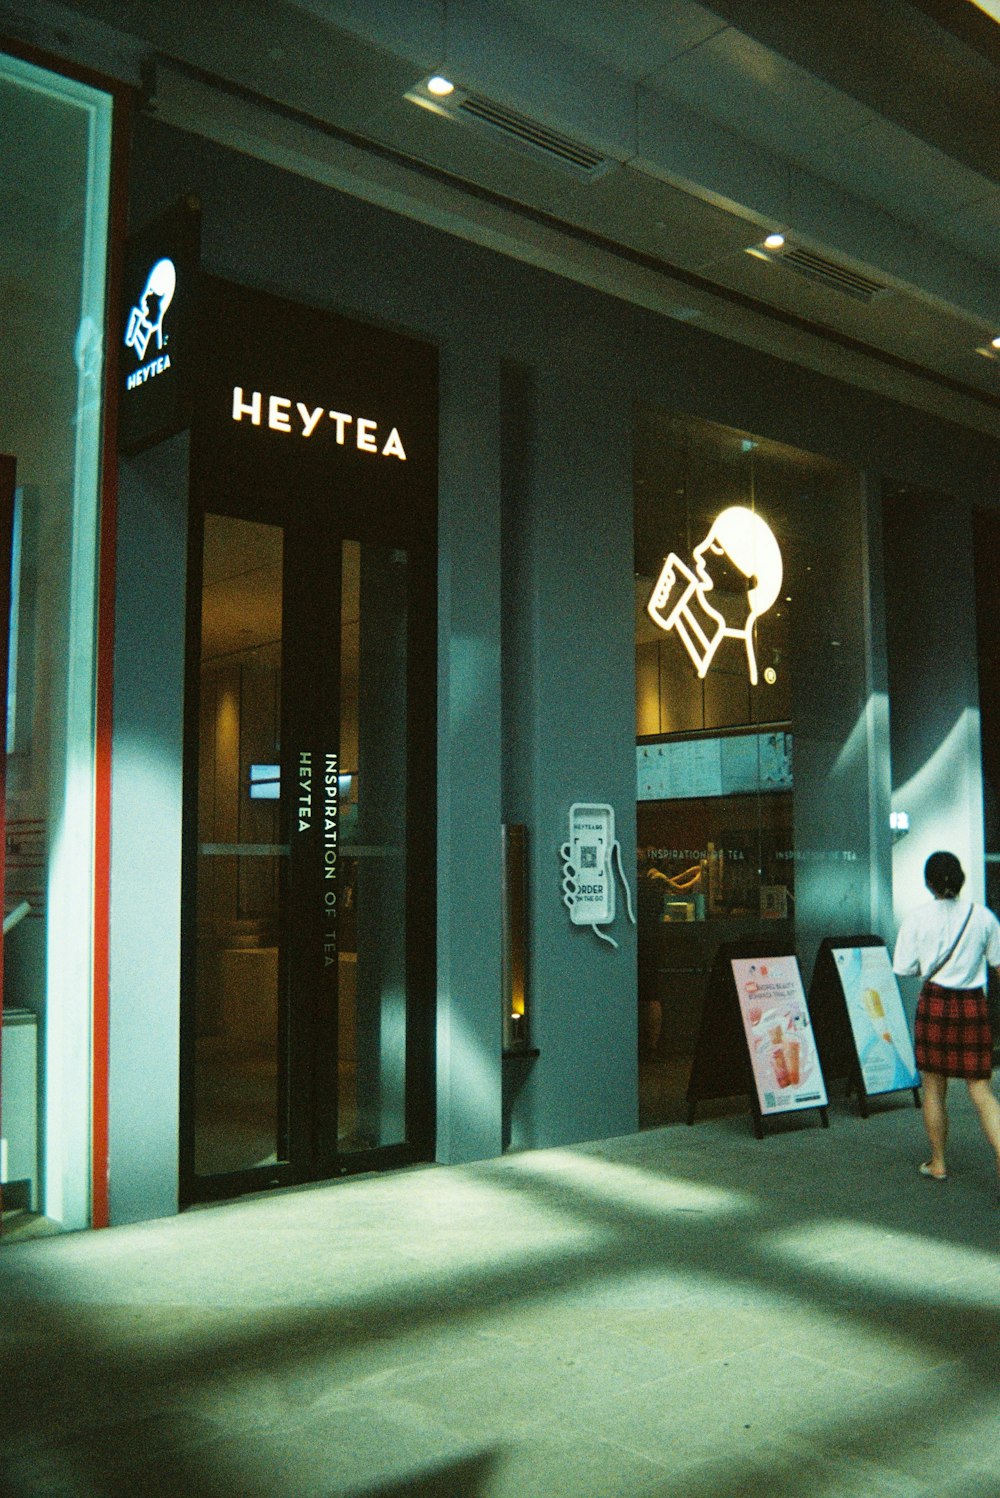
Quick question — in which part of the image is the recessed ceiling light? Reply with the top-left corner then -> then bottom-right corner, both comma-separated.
427,75 -> 455,97
763,233 -> 786,250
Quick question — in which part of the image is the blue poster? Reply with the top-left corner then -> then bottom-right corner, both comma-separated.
832,945 -> 919,1095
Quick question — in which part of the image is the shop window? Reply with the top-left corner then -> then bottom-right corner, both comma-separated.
0,53 -> 112,1233
634,410 -> 870,1125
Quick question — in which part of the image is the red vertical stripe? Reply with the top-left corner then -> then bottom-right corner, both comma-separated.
0,454 -> 15,1236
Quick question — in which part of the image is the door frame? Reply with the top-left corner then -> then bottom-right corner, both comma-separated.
178,488 -> 437,1205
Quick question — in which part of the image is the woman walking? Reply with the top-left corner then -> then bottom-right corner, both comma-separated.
893,851 -> 1000,1188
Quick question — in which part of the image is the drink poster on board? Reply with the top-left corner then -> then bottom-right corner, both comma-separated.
731,955 -> 828,1116
831,945 -> 920,1095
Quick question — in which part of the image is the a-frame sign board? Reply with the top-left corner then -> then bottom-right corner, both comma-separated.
809,935 -> 921,1118
687,939 -> 829,1139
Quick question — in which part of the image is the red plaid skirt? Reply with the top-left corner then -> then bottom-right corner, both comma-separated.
914,982 -> 993,1079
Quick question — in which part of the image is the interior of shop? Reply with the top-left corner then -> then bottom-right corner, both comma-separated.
634,409 -> 869,1126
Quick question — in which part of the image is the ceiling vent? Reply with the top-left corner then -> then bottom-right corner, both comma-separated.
776,246 -> 890,303
406,79 -> 612,180
455,94 -> 610,178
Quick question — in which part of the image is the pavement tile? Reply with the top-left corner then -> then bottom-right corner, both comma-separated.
646,1442 -> 926,1498
783,1363 -> 1000,1487
557,1345 -> 889,1470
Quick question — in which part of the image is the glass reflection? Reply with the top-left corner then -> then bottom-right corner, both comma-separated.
194,515 -> 285,1177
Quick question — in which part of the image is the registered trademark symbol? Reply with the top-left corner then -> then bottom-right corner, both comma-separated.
764,667 -> 777,685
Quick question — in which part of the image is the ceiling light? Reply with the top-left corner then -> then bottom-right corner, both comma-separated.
427,75 -> 455,97
763,233 -> 786,250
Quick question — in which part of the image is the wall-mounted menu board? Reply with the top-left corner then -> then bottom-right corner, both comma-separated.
637,730 -> 792,802
731,955 -> 828,1117
831,944 -> 919,1096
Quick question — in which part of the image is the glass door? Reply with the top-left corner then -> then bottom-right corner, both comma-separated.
190,513 -> 286,1181
181,509 -> 430,1201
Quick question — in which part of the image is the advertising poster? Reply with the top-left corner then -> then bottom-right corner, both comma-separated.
831,945 -> 919,1095
731,956 -> 828,1116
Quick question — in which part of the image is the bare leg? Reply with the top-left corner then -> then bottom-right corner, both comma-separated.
920,1072 -> 948,1177
966,1078 -> 1000,1176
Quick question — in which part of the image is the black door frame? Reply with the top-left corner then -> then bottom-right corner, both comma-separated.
177,274 -> 438,1207
178,493 -> 437,1206
180,497 -> 437,1210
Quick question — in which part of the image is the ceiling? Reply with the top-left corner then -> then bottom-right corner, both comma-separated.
5,0 -> 1000,434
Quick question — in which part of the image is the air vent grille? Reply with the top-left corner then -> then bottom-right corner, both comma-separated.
457,94 -> 609,177
779,246 -> 889,302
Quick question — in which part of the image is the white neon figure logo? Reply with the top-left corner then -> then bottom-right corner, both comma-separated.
124,257 -> 177,362
647,506 -> 782,686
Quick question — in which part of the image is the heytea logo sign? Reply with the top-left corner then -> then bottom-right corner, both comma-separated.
231,387 -> 408,461
124,257 -> 176,383
193,275 -> 436,531
647,506 -> 782,686
119,197 -> 200,453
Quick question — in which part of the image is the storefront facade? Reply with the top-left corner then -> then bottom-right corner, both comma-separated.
2,19 -> 999,1233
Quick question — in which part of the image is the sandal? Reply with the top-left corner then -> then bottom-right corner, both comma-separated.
918,1162 -> 947,1181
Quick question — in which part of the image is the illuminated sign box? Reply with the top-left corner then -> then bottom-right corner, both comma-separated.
191,276 -> 438,542
119,196 -> 201,454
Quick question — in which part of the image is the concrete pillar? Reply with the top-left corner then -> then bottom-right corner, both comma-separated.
108,435 -> 189,1225
435,344 -> 504,1163
884,489 -> 985,923
503,359 -> 639,1150
792,467 -> 894,982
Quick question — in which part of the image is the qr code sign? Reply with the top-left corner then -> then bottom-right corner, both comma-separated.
580,845 -> 598,869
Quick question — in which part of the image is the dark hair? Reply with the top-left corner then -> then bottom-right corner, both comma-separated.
924,851 -> 965,898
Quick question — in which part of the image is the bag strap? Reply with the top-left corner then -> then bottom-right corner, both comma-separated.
924,903 -> 975,983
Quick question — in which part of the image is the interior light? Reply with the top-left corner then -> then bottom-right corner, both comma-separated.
763,233 -> 785,250
427,75 -> 455,97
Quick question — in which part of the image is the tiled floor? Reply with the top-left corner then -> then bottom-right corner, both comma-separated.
2,1090 -> 998,1497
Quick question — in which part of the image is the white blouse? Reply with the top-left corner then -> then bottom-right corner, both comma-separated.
893,898 -> 1000,989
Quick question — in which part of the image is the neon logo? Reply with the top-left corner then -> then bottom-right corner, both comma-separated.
647,506 -> 782,686
125,258 -> 176,362
231,387 -> 407,460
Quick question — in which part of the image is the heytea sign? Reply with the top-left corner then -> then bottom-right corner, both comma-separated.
194,277 -> 437,535
119,197 -> 201,453
231,389 -> 407,460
